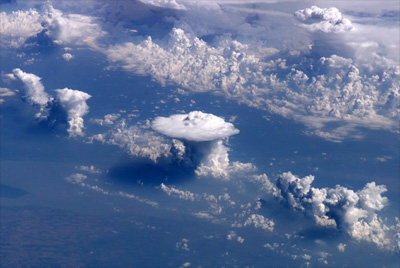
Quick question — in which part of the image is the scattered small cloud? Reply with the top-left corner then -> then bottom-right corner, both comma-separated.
62,53 -> 74,61
337,243 -> 346,252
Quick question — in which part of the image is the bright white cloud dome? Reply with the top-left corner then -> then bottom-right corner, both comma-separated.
152,111 -> 239,142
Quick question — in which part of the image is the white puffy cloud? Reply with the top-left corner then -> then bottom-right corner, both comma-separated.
0,9 -> 44,47
193,140 -> 255,179
11,68 -> 50,106
106,28 -> 261,94
194,140 -> 231,179
358,182 -> 388,211
337,243 -> 346,252
6,69 -> 92,136
152,111 -> 239,142
4,3 -> 397,142
55,88 -> 91,137
226,231 -> 244,244
176,238 -> 190,251
274,172 -> 394,249
252,174 -> 280,197
91,113 -> 121,126
294,6 -> 353,33
62,53 -> 74,61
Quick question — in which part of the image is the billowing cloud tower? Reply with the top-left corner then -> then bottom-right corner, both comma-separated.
152,111 -> 250,179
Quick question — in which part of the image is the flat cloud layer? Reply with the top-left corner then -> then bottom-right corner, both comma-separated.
152,111 -> 239,142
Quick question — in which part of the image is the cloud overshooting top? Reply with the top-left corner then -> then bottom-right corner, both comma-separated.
152,111 -> 239,142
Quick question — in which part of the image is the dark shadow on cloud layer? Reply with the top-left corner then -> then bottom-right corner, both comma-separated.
109,138 -> 223,185
96,0 -> 181,40
108,157 -> 196,186
40,100 -> 69,134
24,30 -> 58,52
298,225 -> 341,240
310,32 -> 354,59
0,184 -> 28,198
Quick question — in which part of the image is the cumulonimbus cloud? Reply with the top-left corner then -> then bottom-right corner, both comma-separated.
150,111 -> 253,179
8,69 -> 91,137
106,26 -> 398,142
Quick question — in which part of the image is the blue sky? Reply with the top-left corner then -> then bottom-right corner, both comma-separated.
1,0 -> 399,267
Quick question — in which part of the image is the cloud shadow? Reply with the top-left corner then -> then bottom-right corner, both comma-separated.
0,184 -> 29,198
108,157 -> 196,186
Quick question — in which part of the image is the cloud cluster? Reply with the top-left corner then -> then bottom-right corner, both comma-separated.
294,6 -> 353,33
0,4 -> 105,49
244,214 -> 274,232
270,172 -> 394,249
62,53 -> 74,61
107,26 -> 399,141
91,113 -> 121,126
106,120 -> 172,162
194,140 -> 231,178
8,69 -> 91,137
0,9 -> 43,47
